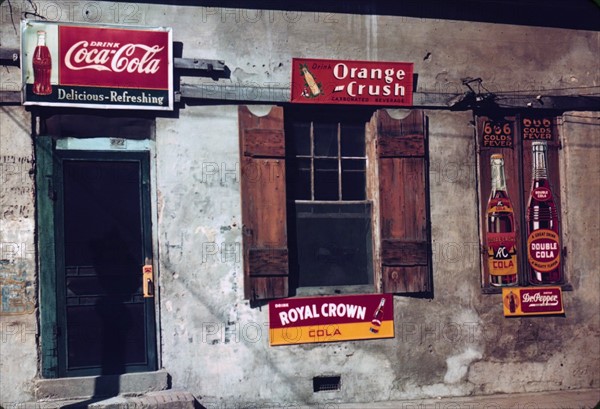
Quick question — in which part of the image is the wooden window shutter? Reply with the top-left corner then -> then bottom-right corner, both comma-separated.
238,106 -> 289,301
373,109 -> 431,293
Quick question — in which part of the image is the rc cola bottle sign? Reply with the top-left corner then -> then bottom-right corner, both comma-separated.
486,154 -> 518,286
526,141 -> 562,284
369,297 -> 385,333
32,30 -> 52,95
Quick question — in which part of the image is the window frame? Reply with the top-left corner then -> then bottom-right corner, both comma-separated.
285,105 -> 374,294
238,105 -> 432,302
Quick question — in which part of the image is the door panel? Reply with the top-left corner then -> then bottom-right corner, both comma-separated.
55,152 -> 156,377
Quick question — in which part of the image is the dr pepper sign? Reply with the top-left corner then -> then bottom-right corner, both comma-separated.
21,20 -> 173,110
291,58 -> 413,106
269,294 -> 394,346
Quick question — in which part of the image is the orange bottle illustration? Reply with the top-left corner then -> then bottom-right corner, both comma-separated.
301,65 -> 321,97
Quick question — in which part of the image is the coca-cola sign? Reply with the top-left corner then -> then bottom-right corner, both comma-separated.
22,20 -> 173,110
291,58 -> 413,106
502,287 -> 564,316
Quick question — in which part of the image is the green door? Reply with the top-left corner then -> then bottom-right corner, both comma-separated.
52,150 -> 156,377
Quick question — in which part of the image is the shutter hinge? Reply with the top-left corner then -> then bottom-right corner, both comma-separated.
242,225 -> 253,237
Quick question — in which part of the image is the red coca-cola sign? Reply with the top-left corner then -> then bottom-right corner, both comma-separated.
291,58 -> 413,106
22,20 -> 173,110
59,26 -> 169,89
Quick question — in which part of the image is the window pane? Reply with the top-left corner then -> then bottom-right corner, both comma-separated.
342,159 -> 366,200
340,123 -> 365,157
294,202 -> 373,287
290,122 -> 311,156
291,158 -> 311,200
313,123 -> 338,157
314,159 -> 338,200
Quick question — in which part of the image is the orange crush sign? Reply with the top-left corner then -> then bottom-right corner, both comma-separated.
291,58 -> 413,106
269,294 -> 394,346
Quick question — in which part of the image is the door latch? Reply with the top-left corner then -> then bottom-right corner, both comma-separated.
143,264 -> 154,298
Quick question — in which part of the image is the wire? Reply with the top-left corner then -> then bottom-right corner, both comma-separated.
494,85 -> 600,95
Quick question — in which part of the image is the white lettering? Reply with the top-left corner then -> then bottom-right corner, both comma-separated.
279,311 -> 289,326
333,63 -> 348,79
328,303 -> 337,317
65,41 -> 163,74
522,292 -> 559,306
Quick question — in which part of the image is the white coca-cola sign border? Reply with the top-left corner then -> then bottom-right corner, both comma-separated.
21,20 -> 173,111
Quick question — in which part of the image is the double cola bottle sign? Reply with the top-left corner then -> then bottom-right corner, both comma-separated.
526,141 -> 562,284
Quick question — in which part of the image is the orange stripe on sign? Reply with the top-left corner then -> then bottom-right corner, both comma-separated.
269,321 -> 394,346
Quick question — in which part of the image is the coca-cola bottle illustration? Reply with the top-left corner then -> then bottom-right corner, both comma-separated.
369,297 -> 385,334
32,30 -> 52,96
486,154 -> 518,286
526,141 -> 562,284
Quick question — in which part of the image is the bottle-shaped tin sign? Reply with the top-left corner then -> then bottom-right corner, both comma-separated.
486,154 -> 518,286
526,141 -> 562,284
32,30 -> 52,95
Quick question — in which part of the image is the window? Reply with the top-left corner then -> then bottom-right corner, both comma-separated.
477,114 -> 569,292
285,106 -> 373,289
239,105 -> 431,301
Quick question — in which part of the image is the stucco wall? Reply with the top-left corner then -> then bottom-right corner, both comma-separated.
0,1 -> 598,406
154,106 -> 600,406
0,106 -> 37,404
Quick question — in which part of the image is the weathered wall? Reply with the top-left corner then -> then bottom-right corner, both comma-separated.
150,5 -> 599,406
0,1 -> 598,406
0,106 -> 37,404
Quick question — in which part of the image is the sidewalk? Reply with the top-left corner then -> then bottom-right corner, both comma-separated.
332,389 -> 599,409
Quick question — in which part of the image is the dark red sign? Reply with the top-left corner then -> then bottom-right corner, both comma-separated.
59,26 -> 170,90
520,288 -> 563,314
481,119 -> 514,148
291,58 -> 413,106
22,20 -> 173,110
502,287 -> 564,316
522,117 -> 554,141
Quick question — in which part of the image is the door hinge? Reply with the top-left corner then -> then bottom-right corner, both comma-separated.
46,176 -> 56,201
